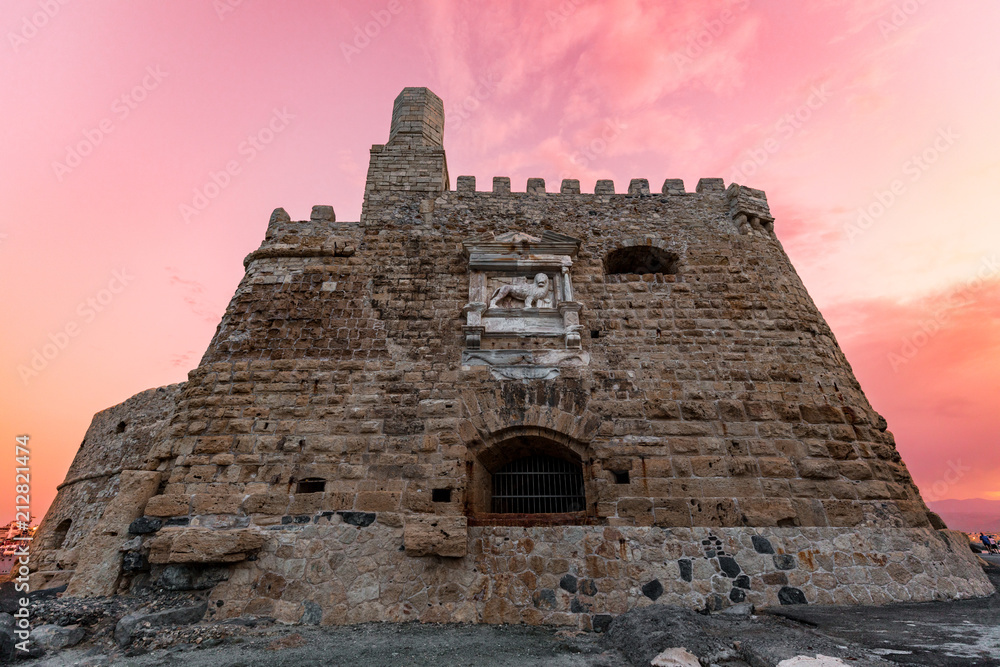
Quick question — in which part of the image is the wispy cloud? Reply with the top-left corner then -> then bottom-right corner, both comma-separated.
165,268 -> 220,325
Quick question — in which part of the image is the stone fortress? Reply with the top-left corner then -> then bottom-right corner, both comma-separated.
30,87 -> 992,629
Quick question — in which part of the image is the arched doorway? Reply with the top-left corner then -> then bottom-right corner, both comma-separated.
467,431 -> 595,525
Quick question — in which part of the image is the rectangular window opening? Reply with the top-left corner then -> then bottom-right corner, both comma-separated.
296,478 -> 326,494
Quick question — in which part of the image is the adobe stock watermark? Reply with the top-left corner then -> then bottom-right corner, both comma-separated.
340,0 -> 404,63
877,0 -> 928,39
887,253 -> 999,372
180,107 -> 294,223
727,83 -> 832,184
51,65 -> 168,182
17,269 -> 134,385
558,118 -> 627,181
672,0 -> 751,72
843,127 -> 958,242
12,434 -> 32,655
213,0 -> 245,21
7,0 -> 70,53
922,459 -> 971,503
545,0 -> 585,28
448,72 -> 501,133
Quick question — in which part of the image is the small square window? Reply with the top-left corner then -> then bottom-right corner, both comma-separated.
296,478 -> 326,494
612,470 -> 630,485
432,488 -> 452,503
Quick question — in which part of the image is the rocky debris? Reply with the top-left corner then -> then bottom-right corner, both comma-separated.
776,657 -> 850,666
31,623 -> 86,651
606,605 -> 735,665
114,601 -> 208,646
604,604 -> 894,666
1,612 -> 16,661
266,632 -> 306,650
147,528 -> 265,564
650,646 -> 701,666
0,582 -> 22,613
720,602 -> 755,616
30,654 -> 111,666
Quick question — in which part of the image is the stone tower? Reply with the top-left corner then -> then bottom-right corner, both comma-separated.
30,87 -> 991,628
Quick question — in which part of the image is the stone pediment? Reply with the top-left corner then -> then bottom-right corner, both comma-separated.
463,230 -> 581,269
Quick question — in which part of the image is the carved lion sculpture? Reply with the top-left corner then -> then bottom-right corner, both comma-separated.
489,273 -> 550,309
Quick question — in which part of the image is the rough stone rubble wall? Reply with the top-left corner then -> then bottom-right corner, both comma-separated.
201,520 -> 991,628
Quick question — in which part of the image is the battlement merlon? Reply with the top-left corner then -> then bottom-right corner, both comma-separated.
726,182 -> 775,232
365,87 -> 450,194
243,205 -> 358,269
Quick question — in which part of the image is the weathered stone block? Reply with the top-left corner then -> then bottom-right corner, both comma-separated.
243,492 -> 289,515
403,515 -> 467,558
65,470 -> 162,597
191,493 -> 241,515
148,528 -> 265,564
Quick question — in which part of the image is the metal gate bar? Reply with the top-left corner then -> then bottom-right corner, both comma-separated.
492,455 -> 585,514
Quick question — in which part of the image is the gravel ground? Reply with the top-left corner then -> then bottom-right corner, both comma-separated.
766,559 -> 1000,666
26,622 -> 630,667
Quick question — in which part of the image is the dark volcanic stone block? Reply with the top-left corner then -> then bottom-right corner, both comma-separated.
641,579 -> 663,601
778,587 -> 808,605
752,535 -> 775,554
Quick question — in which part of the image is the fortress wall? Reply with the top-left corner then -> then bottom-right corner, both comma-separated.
123,177 -> 967,617
199,521 -> 991,628
35,88 -> 984,619
30,384 -> 181,588
142,184 -> 935,533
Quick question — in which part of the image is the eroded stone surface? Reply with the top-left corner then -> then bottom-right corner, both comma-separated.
63,470 -> 162,597
148,529 -> 265,564
404,516 -> 468,557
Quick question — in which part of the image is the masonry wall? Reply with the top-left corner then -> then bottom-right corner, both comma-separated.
31,87 -> 989,621
31,384 -> 180,588
199,523 -> 991,628
144,184 -> 938,533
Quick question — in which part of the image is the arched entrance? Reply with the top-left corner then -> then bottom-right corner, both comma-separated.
466,430 -> 595,525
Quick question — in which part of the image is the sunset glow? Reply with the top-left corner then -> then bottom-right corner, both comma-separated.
2,0 -> 998,523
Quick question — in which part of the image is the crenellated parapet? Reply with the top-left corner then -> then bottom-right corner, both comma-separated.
243,205 -> 359,269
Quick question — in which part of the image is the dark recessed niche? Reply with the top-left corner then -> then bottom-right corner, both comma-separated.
591,330 -> 600,339
605,246 -> 679,276
296,478 -> 326,494
613,470 -> 630,485
116,421 -> 127,433
432,488 -> 452,503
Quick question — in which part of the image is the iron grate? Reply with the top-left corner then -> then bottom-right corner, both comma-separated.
492,455 -> 585,514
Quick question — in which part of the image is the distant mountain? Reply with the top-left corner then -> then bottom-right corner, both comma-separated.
927,498 -> 1000,533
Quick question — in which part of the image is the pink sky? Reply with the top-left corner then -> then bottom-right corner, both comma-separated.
2,0 -> 998,524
